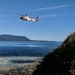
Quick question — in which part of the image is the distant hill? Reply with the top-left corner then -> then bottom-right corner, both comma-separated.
33,32 -> 75,75
0,34 -> 30,41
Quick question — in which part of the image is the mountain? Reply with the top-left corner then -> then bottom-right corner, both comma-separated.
33,32 -> 75,75
0,34 -> 30,41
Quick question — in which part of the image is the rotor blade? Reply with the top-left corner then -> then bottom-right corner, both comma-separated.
25,13 -> 27,16
15,13 -> 24,16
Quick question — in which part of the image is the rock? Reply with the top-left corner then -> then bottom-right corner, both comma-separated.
33,32 -> 75,75
0,61 -> 40,75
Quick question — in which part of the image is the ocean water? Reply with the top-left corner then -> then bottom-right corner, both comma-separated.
0,41 -> 61,67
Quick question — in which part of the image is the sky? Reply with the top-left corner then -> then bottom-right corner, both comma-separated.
0,0 -> 75,41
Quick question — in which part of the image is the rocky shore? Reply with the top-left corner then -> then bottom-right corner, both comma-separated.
1,32 -> 75,75
33,32 -> 75,75
0,61 -> 40,75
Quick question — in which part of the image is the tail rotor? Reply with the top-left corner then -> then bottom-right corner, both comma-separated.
36,17 -> 38,21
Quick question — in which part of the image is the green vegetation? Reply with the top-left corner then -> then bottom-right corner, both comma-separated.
0,34 -> 30,41
33,32 -> 75,75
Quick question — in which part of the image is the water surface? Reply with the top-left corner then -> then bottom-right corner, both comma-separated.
0,41 -> 61,66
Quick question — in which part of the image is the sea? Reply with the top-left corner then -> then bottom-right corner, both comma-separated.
0,41 -> 61,67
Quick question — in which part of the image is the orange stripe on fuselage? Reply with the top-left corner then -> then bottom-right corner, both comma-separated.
22,16 -> 27,20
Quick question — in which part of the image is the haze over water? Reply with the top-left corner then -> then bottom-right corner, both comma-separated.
0,41 -> 61,67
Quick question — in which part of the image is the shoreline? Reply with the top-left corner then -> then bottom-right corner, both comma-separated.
0,56 -> 42,67
0,61 -> 40,75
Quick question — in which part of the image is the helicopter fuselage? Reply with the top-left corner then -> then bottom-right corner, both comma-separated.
20,16 -> 38,21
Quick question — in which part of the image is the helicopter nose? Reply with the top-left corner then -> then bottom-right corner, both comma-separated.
20,17 -> 22,19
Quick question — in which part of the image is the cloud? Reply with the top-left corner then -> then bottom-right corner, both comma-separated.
32,4 -> 75,12
0,15 -> 9,18
0,13 -> 11,18
40,14 -> 68,18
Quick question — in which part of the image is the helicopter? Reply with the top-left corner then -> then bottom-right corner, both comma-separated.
20,14 -> 38,22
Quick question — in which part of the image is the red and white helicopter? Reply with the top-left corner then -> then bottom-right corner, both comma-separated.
20,14 -> 38,22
